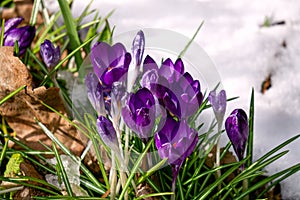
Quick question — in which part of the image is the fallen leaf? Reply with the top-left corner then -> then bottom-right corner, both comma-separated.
261,74 -> 272,94
0,46 -> 88,156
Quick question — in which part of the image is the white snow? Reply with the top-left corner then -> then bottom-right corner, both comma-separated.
70,0 -> 300,198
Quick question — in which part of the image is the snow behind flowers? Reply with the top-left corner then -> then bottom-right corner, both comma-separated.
70,0 -> 300,198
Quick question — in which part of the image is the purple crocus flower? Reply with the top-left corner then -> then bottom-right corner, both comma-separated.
208,90 -> 227,127
91,42 -> 131,91
122,87 -> 156,140
225,109 -> 249,162
96,116 -> 118,151
3,17 -> 36,56
132,30 -> 145,67
155,117 -> 198,191
141,56 -> 203,118
40,39 -> 61,69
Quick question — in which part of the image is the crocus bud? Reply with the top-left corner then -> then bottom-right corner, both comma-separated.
85,72 -> 105,116
40,39 -> 61,69
111,81 -> 127,119
208,90 -> 227,127
225,109 -> 249,162
3,17 -> 35,56
96,116 -> 118,151
132,30 -> 145,67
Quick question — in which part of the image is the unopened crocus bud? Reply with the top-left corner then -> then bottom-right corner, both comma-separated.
96,116 -> 118,151
225,109 -> 249,162
40,39 -> 61,69
132,30 -> 145,67
85,72 -> 105,116
208,90 -> 227,127
3,17 -> 35,56
111,81 -> 127,119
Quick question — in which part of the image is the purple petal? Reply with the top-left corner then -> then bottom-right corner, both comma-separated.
143,55 -> 159,72
140,69 -> 159,90
225,109 -> 249,161
91,42 -> 130,89
96,116 -> 118,151
155,118 -> 198,169
85,72 -> 105,115
4,25 -> 35,56
40,39 -> 61,68
174,58 -> 184,74
3,17 -> 23,33
132,30 -> 145,66
209,90 -> 227,125
122,88 -> 156,139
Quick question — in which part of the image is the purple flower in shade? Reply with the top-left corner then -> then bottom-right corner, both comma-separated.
85,72 -> 105,116
132,30 -> 145,67
208,90 -> 227,127
40,39 -> 61,69
96,116 -> 118,151
122,87 -> 156,140
2,17 -> 35,56
91,42 -> 131,91
225,109 -> 249,162
154,117 -> 198,191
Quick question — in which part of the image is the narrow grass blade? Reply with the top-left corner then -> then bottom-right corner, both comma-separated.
134,192 -> 174,200
0,186 -> 24,194
29,0 -> 41,26
255,134 -> 300,164
0,85 -> 26,106
0,177 -> 61,195
57,0 -> 83,69
235,163 -> 300,200
178,21 -> 204,58
90,131 -> 110,189
197,159 -> 245,200
52,143 -> 73,196
136,158 -> 167,185
36,119 -> 103,189
0,19 -> 5,46
257,163 -> 300,198
246,88 -> 254,167
119,138 -> 154,200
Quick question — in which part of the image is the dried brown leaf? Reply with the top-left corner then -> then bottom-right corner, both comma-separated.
0,47 -> 87,156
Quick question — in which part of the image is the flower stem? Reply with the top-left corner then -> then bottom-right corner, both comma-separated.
171,176 -> 176,200
110,153 -> 117,200
216,125 -> 222,196
242,179 -> 249,200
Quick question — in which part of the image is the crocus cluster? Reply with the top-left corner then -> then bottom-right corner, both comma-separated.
2,17 -> 36,56
85,31 -> 201,189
